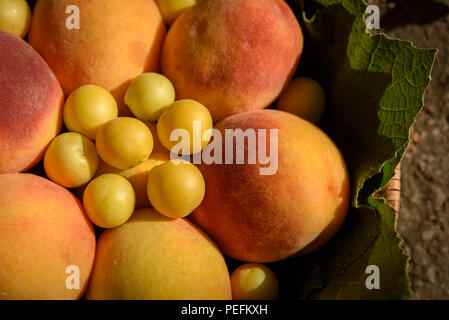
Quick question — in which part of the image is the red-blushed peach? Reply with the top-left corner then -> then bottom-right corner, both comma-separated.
0,29 -> 63,174
161,0 -> 303,122
0,173 -> 96,300
190,110 -> 350,262
86,208 -> 232,300
28,0 -> 166,115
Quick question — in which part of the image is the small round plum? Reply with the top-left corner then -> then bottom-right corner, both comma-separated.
64,85 -> 118,140
124,73 -> 175,122
155,0 -> 196,25
157,99 -> 212,155
83,174 -> 135,228
277,77 -> 326,124
147,159 -> 205,218
96,117 -> 154,170
76,122 -> 170,209
44,132 -> 99,188
231,263 -> 279,300
92,155 -> 169,210
0,0 -> 31,37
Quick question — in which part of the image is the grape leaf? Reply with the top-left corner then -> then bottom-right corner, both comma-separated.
309,199 -> 413,300
270,0 -> 436,299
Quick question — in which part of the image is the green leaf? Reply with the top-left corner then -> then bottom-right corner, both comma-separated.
309,199 -> 412,300
272,0 -> 436,299
273,201 -> 412,299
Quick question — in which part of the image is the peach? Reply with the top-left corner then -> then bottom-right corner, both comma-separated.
28,0 -> 166,115
190,110 -> 350,262
0,29 -> 63,174
162,0 -> 303,122
0,173 -> 96,300
86,208 -> 232,300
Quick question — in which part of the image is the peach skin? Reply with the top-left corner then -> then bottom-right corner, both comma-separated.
0,29 -> 63,174
162,0 -> 303,121
86,208 -> 232,300
28,0 -> 166,115
0,173 -> 96,300
190,110 -> 350,263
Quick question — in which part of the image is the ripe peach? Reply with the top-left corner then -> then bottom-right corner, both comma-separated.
190,110 -> 350,262
0,29 -> 63,174
86,208 -> 232,300
0,173 -> 96,300
162,0 -> 303,121
28,0 -> 166,115
277,77 -> 326,124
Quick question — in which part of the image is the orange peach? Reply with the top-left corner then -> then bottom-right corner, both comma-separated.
0,173 -> 96,299
0,29 -> 63,174
28,0 -> 166,115
86,208 -> 232,300
190,110 -> 350,262
162,0 -> 303,121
